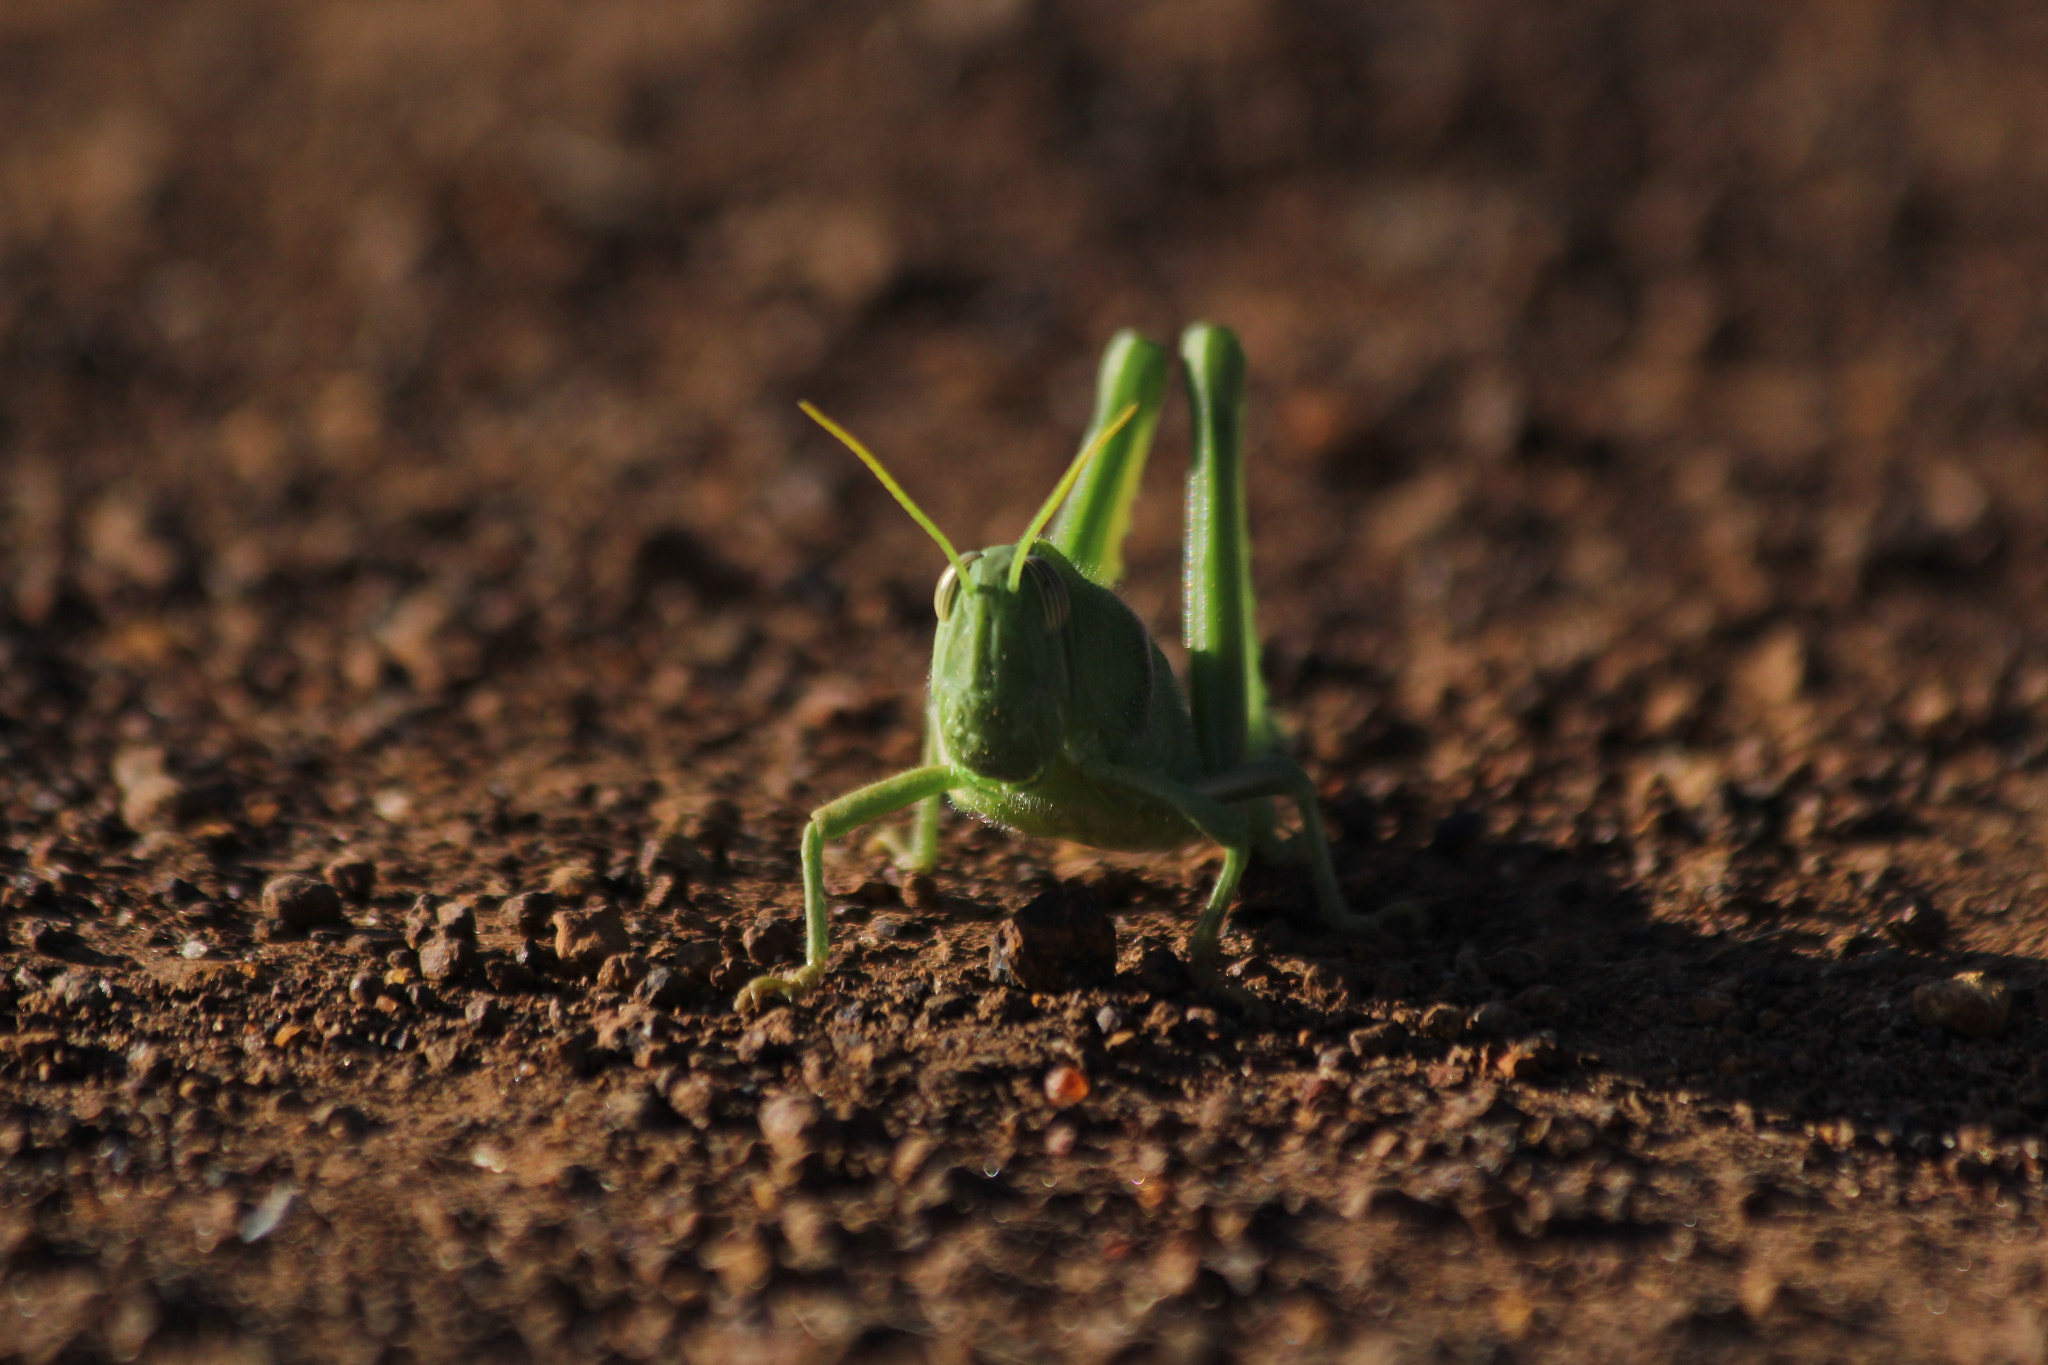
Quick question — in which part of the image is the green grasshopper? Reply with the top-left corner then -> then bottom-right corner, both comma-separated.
737,323 -> 1359,1010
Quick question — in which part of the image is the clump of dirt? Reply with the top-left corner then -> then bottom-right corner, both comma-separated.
7,2 -> 2048,1361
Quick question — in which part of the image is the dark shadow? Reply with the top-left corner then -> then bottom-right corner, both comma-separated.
1218,810 -> 2048,1149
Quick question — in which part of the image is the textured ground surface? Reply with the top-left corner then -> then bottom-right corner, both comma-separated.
7,2 -> 2048,1361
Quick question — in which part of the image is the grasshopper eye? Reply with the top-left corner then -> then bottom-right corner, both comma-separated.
935,551 -> 982,621
1022,555 -> 1070,630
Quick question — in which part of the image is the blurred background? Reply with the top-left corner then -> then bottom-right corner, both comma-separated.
11,8 -> 2048,1358
2,0 -> 2044,814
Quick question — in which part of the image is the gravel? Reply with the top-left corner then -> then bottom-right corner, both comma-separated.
503,892 -> 558,938
1910,973 -> 2010,1038
987,882 -> 1117,991
261,876 -> 345,933
418,933 -> 478,984
323,856 -> 377,904
552,907 -> 630,979
741,914 -> 802,967
1884,899 -> 1948,951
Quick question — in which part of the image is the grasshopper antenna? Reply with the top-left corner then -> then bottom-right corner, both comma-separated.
799,401 -> 965,579
1009,402 -> 1139,591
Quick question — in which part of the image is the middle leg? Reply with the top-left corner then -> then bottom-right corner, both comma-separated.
1196,756 -> 1364,936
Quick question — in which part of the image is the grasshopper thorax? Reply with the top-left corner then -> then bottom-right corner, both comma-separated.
929,542 -> 1075,785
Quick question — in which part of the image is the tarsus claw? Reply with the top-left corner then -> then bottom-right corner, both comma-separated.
734,965 -> 826,1013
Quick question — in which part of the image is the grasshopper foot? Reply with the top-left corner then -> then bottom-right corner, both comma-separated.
735,963 -> 827,1014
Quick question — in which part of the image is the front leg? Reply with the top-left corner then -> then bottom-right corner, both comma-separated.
872,697 -> 943,873
736,764 -> 959,1012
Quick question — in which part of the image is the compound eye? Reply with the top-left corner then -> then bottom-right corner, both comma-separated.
1022,555 -> 1070,630
934,551 -> 982,621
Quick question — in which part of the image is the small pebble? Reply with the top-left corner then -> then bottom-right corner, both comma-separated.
553,907 -> 630,979
1419,1003 -> 1470,1040
1348,1021 -> 1406,1058
1885,899 -> 1948,951
642,871 -> 687,912
1469,1000 -> 1529,1039
666,1074 -> 716,1128
858,914 -> 910,949
1044,1064 -> 1090,1107
464,998 -> 506,1033
758,1092 -> 820,1162
634,965 -> 690,1009
692,798 -> 740,869
849,879 -> 900,906
514,938 -> 560,975
595,953 -> 648,992
27,922 -> 75,957
1044,1121 -> 1078,1157
546,865 -> 603,899
403,897 -> 440,949
742,915 -> 802,967
1095,1005 -> 1124,1034
503,891 -> 557,939
125,1043 -> 168,1090
419,933 -> 477,984
347,972 -> 381,1006
604,1085 -> 675,1133
1223,955 -> 1273,982
666,938 -> 722,985
324,856 -> 377,904
1136,945 -> 1192,996
238,1187 -> 295,1245
262,876 -> 344,933
435,899 -> 478,939
637,831 -> 698,882
1911,972 -> 2009,1038
1303,961 -> 1351,1001
1494,1032 -> 1558,1080
484,959 -> 537,993
989,883 -> 1116,991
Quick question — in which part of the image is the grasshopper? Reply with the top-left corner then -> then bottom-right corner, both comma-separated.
737,324 -> 1360,1010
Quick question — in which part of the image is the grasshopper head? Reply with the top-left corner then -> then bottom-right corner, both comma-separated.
929,543 -> 1073,784
792,398 -> 1128,786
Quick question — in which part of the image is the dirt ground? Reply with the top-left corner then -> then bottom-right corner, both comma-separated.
8,1 -> 2048,1361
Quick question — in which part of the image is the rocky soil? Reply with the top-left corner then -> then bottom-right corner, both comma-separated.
6,2 -> 2048,1361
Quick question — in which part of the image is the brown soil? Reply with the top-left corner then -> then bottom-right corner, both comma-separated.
6,3 -> 2048,1361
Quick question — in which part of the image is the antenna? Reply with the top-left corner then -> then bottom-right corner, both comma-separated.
799,401 -> 965,579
